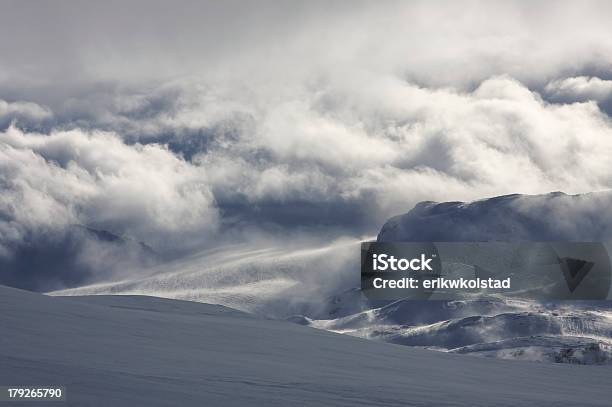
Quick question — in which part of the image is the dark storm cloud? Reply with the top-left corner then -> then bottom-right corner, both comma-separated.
0,225 -> 155,291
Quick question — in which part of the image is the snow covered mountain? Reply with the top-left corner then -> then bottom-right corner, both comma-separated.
2,284 -> 612,406
53,191 -> 612,364
306,192 -> 612,364
377,191 -> 612,242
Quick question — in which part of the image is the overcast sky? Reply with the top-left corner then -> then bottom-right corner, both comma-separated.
2,1 -> 612,289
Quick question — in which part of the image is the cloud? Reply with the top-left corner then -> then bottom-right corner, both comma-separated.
186,75 -> 612,225
545,76 -> 612,115
0,99 -> 52,129
546,77 -> 612,102
0,125 -> 218,255
2,1 -> 612,290
6,75 -> 612,241
2,1 -> 612,92
0,225 -> 156,292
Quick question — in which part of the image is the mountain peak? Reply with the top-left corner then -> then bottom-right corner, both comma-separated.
378,191 -> 612,242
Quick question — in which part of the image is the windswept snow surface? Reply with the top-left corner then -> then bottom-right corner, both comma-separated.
2,285 -> 612,406
51,239 -> 366,318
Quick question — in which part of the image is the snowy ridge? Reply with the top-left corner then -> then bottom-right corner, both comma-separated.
377,191 -> 612,243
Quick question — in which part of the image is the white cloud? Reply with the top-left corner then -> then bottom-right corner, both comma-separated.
7,74 -> 612,241
545,76 -> 612,102
193,75 -> 612,219
0,125 -> 218,254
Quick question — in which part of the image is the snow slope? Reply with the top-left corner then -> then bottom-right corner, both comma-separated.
1,284 -> 612,406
